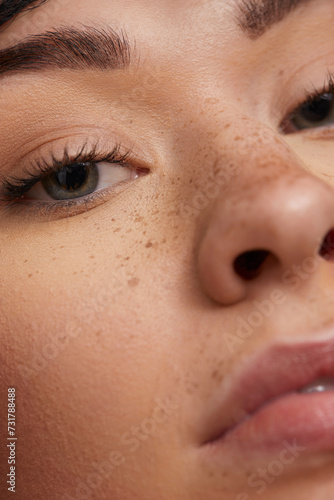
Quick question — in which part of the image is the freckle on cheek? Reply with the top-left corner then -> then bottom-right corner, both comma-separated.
128,278 -> 140,287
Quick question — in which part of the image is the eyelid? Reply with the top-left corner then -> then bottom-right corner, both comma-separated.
0,139 -> 149,219
6,178 -> 142,220
1,141 -> 132,196
280,70 -> 334,133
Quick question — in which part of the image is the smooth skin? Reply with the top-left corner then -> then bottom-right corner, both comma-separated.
1,0 -> 334,498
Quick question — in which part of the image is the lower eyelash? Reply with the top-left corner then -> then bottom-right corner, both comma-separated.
0,141 -> 136,218
1,180 -> 136,220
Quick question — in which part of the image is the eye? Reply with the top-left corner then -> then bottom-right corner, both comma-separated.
26,161 -> 137,201
0,142 -> 149,218
283,92 -> 334,133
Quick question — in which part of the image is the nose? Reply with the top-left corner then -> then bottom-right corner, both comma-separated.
197,147 -> 334,306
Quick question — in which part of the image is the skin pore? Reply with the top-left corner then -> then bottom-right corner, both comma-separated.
1,0 -> 334,498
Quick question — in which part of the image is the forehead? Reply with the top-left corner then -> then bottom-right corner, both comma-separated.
0,0 -> 237,45
0,0 -> 239,99
0,0 -> 324,61
0,0 -> 330,129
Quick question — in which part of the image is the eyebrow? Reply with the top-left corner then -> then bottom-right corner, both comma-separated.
235,0 -> 315,39
0,25 -> 132,80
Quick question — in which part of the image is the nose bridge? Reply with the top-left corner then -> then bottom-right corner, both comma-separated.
202,117 -> 305,204
197,126 -> 334,306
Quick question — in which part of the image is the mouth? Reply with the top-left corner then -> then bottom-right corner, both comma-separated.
202,332 -> 334,457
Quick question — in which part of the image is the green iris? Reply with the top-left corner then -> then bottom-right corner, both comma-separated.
42,163 -> 99,200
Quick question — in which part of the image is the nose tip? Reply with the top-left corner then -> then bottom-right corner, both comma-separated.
197,175 -> 334,305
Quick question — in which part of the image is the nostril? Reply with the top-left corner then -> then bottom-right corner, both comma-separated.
319,229 -> 334,261
234,250 -> 270,281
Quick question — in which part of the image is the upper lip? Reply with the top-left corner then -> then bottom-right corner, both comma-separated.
204,332 -> 334,444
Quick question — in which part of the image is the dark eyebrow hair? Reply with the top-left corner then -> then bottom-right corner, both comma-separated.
0,25 -> 132,80
235,0 -> 315,39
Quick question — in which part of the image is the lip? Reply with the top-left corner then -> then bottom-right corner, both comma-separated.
202,331 -> 334,456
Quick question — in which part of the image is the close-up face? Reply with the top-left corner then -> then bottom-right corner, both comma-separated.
1,0 -> 334,498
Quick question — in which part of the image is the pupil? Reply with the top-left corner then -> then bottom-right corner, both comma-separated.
42,161 -> 98,200
56,163 -> 88,191
300,94 -> 333,123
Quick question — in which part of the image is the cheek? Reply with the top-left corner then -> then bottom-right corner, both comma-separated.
0,217 -> 187,496
0,231 -> 140,466
0,223 -> 156,395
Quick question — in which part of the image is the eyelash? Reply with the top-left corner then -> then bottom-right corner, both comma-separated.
0,141 -> 136,218
1,71 -> 333,218
303,71 -> 334,104
282,70 -> 334,130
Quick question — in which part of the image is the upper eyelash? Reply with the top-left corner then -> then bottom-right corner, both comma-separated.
0,141 -> 133,202
306,71 -> 334,101
1,72 -> 333,204
279,71 -> 334,132
290,71 -> 334,117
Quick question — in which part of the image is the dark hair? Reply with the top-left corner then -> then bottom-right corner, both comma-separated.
0,0 -> 49,30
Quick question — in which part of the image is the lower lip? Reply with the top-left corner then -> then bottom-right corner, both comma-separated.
205,392 -> 334,456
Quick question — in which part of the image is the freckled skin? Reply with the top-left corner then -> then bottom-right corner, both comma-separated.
1,0 -> 334,499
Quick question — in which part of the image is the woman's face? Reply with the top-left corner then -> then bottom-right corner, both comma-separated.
1,0 -> 334,498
